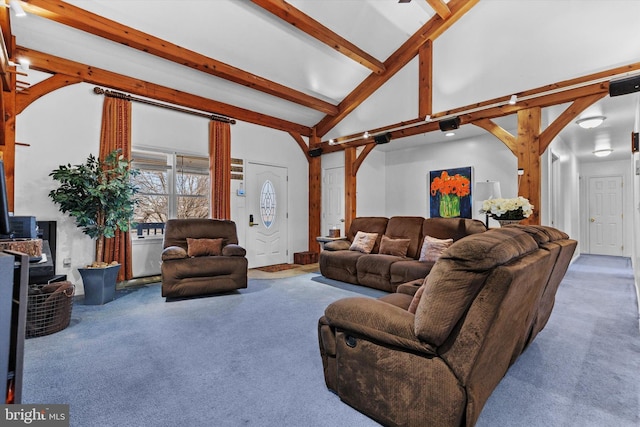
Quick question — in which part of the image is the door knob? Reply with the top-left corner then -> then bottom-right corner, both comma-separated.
590,217 -> 595,222
249,214 -> 258,226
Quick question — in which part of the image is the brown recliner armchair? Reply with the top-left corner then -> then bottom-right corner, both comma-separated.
161,219 -> 248,298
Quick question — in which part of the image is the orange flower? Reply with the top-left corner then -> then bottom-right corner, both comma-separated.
430,171 -> 470,197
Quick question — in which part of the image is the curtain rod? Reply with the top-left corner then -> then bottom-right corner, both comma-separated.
93,87 -> 236,124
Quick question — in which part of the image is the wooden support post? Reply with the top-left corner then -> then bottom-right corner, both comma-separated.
418,40 -> 433,119
308,152 -> 321,253
307,131 -> 322,252
344,147 -> 357,232
516,108 -> 541,225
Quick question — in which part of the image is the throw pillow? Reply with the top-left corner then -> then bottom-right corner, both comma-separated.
419,235 -> 453,262
187,238 -> 223,257
349,231 -> 378,254
379,235 -> 411,257
408,283 -> 426,314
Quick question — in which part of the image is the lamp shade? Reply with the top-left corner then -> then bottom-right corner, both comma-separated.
475,181 -> 501,201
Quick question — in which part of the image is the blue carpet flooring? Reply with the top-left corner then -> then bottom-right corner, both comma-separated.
22,255 -> 639,426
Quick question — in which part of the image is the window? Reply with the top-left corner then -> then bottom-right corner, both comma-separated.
131,149 -> 210,238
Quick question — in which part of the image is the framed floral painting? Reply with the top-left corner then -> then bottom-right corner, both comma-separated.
429,166 -> 473,218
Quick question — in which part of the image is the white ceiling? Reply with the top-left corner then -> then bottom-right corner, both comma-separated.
12,0 -> 640,162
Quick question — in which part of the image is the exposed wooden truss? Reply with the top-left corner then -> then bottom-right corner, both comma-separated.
251,0 -> 385,74
16,47 -> 312,136
314,0 -> 479,136
20,0 -> 338,115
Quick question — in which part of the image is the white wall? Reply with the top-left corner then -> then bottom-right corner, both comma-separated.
378,135 -> 517,225
15,81 -> 310,293
541,136 -> 582,250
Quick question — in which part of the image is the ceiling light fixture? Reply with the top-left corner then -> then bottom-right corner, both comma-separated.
576,116 -> 606,129
509,95 -> 517,105
9,0 -> 26,17
593,148 -> 613,157
363,131 -> 369,139
445,132 -> 455,137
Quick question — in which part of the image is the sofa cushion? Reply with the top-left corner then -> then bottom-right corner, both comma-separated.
384,216 -> 425,259
414,227 -> 538,346
389,260 -> 434,286
419,235 -> 453,262
187,238 -> 223,257
357,254 -> 402,292
347,217 -> 389,254
319,250 -> 365,284
350,231 -> 378,254
379,235 -> 411,257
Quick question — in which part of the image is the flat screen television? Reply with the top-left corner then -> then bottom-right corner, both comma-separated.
0,160 -> 13,238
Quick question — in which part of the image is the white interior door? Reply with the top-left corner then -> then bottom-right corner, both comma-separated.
322,166 -> 345,237
246,162 -> 288,268
588,175 -> 623,256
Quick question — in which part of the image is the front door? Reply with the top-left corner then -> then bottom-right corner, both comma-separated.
246,162 -> 288,268
588,175 -> 623,256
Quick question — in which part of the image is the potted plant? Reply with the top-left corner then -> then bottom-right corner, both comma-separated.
49,149 -> 138,304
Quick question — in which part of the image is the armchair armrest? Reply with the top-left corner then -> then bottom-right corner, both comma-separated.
396,279 -> 424,296
222,244 -> 246,257
324,297 -> 436,355
323,240 -> 351,251
162,246 -> 188,261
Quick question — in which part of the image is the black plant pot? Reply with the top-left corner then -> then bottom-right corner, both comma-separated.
78,264 -> 121,305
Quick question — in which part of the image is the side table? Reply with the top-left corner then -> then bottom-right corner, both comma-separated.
316,236 -> 347,251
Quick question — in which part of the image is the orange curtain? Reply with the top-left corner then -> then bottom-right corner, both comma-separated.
98,96 -> 133,281
208,120 -> 231,219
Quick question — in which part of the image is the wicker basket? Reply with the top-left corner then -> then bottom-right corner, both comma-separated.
26,281 -> 74,338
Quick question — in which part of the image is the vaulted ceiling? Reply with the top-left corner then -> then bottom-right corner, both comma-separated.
11,0 -> 640,162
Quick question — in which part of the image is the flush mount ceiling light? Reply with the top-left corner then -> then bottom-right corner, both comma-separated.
576,116 -> 606,129
593,148 -> 613,157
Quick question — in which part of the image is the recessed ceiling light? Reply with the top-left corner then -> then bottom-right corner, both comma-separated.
593,148 -> 613,157
576,116 -> 606,129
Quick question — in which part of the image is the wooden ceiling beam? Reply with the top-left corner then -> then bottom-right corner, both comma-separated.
322,59 -> 640,150
425,0 -> 452,19
314,0 -> 478,136
17,46 -> 312,136
21,0 -> 338,116
251,0 -> 385,75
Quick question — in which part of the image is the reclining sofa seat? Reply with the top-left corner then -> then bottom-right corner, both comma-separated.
319,216 -> 486,292
318,225 -> 577,427
161,218 -> 248,298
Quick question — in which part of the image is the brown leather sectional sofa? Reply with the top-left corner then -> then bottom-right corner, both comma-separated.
318,225 -> 577,427
319,216 -> 487,292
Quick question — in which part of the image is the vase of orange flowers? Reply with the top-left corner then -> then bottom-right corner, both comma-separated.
430,171 -> 470,218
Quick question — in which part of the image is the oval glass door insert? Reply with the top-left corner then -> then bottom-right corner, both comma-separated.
260,179 -> 276,228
